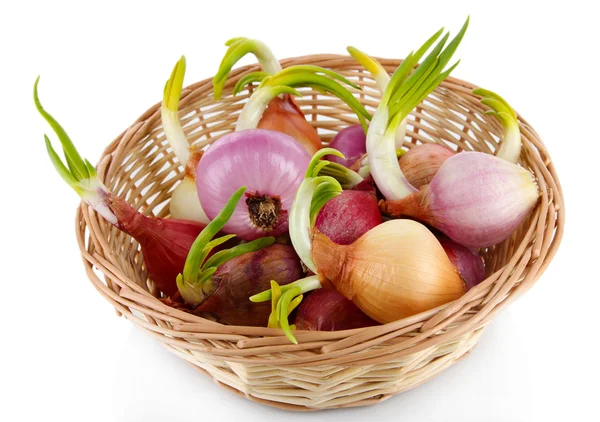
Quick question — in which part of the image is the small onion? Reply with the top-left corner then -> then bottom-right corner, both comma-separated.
315,189 -> 381,245
381,152 -> 539,248
196,129 -> 310,240
194,244 -> 303,326
257,94 -> 323,156
325,125 -> 366,168
437,235 -> 486,290
399,144 -> 455,189
311,220 -> 465,324
294,289 -> 377,331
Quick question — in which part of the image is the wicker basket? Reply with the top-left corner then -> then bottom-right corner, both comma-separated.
76,54 -> 564,411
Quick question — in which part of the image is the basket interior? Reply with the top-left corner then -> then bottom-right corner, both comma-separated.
80,54 -> 561,332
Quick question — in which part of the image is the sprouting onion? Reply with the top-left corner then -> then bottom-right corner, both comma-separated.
347,46 -> 408,148
36,77 -> 209,296
473,87 -> 521,163
367,18 -> 469,201
161,56 -> 209,224
213,37 -> 282,100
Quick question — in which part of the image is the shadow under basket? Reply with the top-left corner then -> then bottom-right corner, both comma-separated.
76,54 -> 564,411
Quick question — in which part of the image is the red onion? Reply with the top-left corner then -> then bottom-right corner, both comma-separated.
35,80 -> 211,296
315,189 -> 381,245
325,125 -> 366,168
381,152 -> 539,248
294,289 -> 377,331
196,129 -> 310,240
437,235 -> 485,290
195,244 -> 303,326
400,144 -> 455,189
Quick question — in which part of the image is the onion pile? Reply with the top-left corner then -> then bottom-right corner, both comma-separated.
39,16 -> 541,343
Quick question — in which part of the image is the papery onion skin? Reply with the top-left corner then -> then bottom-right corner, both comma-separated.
257,94 -> 322,156
380,152 -> 539,248
311,219 -> 465,324
400,144 -> 455,189
437,235 -> 486,290
315,189 -> 382,245
325,125 -> 366,168
106,192 -> 207,296
196,129 -> 310,240
195,244 -> 303,326
294,289 -> 377,331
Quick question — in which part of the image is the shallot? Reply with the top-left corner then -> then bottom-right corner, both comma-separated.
36,78 -> 206,296
175,187 -> 303,326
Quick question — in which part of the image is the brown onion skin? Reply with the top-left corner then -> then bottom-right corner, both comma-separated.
294,289 -> 377,331
399,144 -> 455,189
315,189 -> 382,245
257,94 -> 322,156
107,192 -> 206,296
310,222 -> 465,324
437,235 -> 486,290
195,244 -> 304,326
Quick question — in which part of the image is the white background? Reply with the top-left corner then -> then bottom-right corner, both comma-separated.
1,1 -> 598,421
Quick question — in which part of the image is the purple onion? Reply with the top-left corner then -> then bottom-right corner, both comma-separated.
437,235 -> 486,290
381,152 -> 539,248
294,289 -> 377,331
315,189 -> 382,245
196,129 -> 310,240
325,125 -> 366,167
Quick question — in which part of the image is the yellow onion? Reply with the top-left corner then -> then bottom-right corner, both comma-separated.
311,220 -> 465,323
399,144 -> 455,189
257,94 -> 322,156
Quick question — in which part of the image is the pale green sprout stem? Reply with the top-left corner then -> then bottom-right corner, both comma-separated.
472,88 -> 521,163
288,149 -> 344,273
251,275 -> 322,344
162,56 -> 191,164
347,46 -> 407,148
213,37 -> 282,100
235,67 -> 372,130
235,85 -> 301,131
176,186 -> 275,305
367,17 -> 469,201
35,77 -> 118,225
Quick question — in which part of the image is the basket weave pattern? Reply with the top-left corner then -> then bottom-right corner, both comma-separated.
76,55 -> 564,410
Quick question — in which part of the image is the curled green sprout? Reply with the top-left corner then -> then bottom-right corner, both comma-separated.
472,88 -> 520,163
367,17 -> 469,201
176,186 -> 275,305
162,56 -> 191,164
35,77 -> 117,225
251,275 -> 322,344
213,37 -> 282,100
235,65 -> 372,131
288,149 -> 345,273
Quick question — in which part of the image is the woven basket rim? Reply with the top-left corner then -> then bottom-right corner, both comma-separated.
75,53 -> 564,372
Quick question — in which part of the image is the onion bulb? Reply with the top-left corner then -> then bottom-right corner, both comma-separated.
294,289 -> 377,331
175,187 -> 303,326
437,235 -> 485,290
311,220 -> 465,323
399,143 -> 455,189
196,129 -> 310,240
36,78 -> 209,296
315,188 -> 381,245
381,152 -> 539,248
325,125 -> 367,167
213,38 -> 371,156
